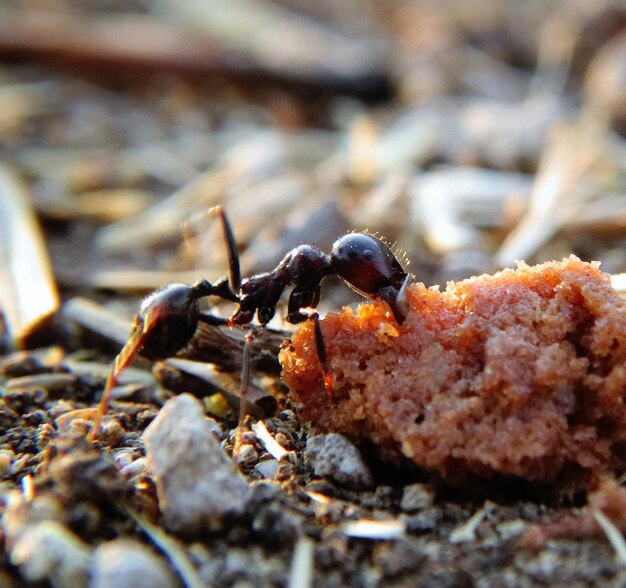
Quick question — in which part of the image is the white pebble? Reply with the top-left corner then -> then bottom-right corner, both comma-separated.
143,394 -> 250,533
90,539 -> 176,588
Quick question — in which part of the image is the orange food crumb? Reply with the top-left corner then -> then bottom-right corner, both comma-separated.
280,256 -> 626,490
376,321 -> 399,342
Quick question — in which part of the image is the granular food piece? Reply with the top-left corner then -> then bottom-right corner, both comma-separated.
280,257 -> 626,491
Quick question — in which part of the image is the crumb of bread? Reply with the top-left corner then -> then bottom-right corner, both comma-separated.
280,256 -> 626,490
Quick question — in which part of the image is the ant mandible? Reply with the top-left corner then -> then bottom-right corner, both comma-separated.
89,206 -> 412,439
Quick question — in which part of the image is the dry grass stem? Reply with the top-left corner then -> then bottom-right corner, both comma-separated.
341,519 -> 406,540
496,120 -> 608,266
0,164 -> 59,346
593,509 -> 626,567
251,420 -> 290,461
62,297 -> 132,347
287,536 -> 314,588
127,509 -> 205,588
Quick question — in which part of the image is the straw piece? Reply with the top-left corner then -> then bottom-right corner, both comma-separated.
496,121 -> 604,266
593,509 -> 626,567
0,164 -> 59,347
251,420 -> 289,461
0,8 -> 252,79
127,508 -> 205,588
449,502 -> 495,544
341,519 -> 406,540
62,297 -> 131,346
287,536 -> 315,588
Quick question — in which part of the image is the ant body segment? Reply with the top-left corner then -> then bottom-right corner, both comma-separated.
90,207 -> 412,439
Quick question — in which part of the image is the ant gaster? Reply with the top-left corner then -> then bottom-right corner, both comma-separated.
90,207 -> 412,439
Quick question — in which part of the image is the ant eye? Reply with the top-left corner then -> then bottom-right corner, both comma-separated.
363,249 -> 374,262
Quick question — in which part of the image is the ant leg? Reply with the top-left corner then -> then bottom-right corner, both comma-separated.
198,312 -> 230,326
287,287 -> 333,401
298,308 -> 334,402
312,313 -> 334,402
233,328 -> 255,459
89,305 -> 164,441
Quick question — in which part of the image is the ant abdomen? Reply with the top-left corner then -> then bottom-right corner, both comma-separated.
133,283 -> 201,360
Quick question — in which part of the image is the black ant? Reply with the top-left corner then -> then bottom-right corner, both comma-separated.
90,207 -> 412,440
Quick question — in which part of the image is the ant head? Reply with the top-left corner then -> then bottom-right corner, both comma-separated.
134,283 -> 201,360
331,233 -> 408,299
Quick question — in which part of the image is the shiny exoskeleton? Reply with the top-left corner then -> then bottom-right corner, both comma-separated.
230,233 -> 410,328
90,208 -> 411,439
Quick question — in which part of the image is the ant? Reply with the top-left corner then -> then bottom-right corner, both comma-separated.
89,206 -> 412,440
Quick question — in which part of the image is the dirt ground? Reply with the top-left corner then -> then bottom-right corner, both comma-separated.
2,1 -> 626,586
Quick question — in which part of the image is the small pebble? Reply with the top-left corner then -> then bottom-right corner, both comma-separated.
255,459 -> 279,479
274,460 -> 295,482
9,454 -> 32,476
247,480 -> 281,508
119,457 -> 147,478
400,483 -> 435,512
98,418 -> 126,446
113,451 -> 134,469
278,409 -> 295,422
404,508 -> 442,534
0,352 -> 43,378
497,519 -> 527,540
143,394 -> 250,533
228,429 -> 257,447
0,449 -> 14,474
90,539 -> 176,588
304,434 -> 373,489
525,550 -> 560,581
274,431 -> 290,448
9,520 -> 91,588
373,539 -> 426,578
235,443 -> 259,466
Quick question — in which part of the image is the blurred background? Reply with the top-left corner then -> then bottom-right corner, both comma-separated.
1,0 -> 626,343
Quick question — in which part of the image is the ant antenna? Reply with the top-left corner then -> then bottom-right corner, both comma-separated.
212,206 -> 241,293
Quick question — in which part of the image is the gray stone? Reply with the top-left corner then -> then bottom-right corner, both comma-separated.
10,520 -> 91,588
143,394 -> 250,533
400,483 -> 435,512
304,433 -> 373,489
235,443 -> 258,466
255,459 -> 279,479
90,539 -> 176,588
